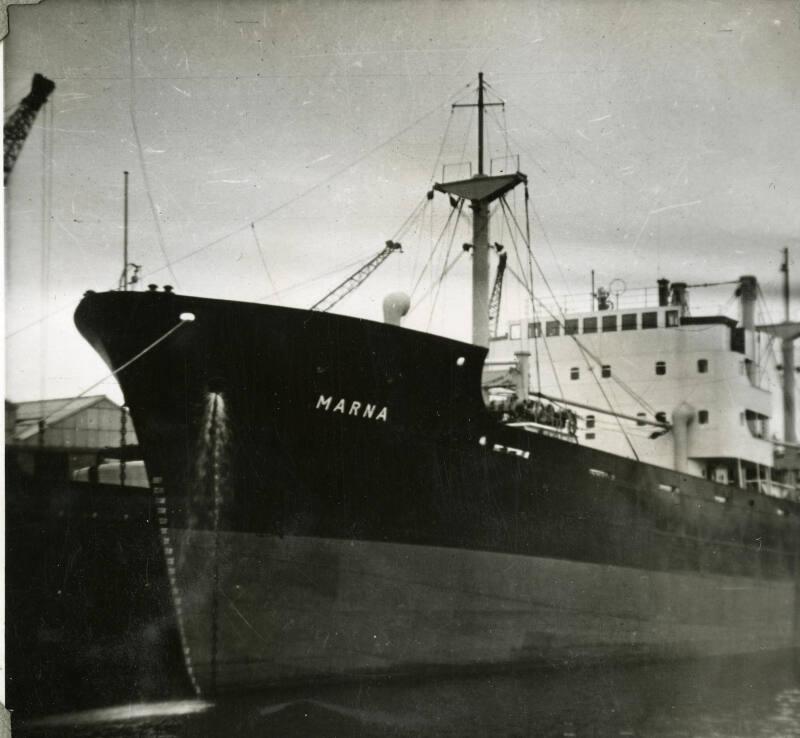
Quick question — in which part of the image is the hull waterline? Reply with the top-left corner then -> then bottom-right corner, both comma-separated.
74,289 -> 800,695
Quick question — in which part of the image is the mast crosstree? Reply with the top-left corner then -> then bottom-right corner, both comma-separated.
434,73 -> 527,348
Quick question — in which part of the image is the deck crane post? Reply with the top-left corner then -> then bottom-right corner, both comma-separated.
488,246 -> 507,339
4,73 -> 55,184
311,240 -> 402,312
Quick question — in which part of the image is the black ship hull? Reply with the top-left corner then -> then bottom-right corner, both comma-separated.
74,289 -> 800,694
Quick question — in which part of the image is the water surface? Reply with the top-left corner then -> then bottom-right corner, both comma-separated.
17,652 -> 800,737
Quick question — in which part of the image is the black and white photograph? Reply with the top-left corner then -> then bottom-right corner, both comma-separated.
4,0 -> 800,735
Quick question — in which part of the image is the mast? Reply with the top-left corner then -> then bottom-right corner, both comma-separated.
761,249 -> 800,444
477,71 -> 485,176
123,170 -> 129,291
472,198 -> 491,346
473,73 -> 488,345
784,246 -> 790,322
780,249 -> 798,443
436,74 -> 526,347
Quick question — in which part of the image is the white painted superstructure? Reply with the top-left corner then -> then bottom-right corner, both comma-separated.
487,279 -> 796,495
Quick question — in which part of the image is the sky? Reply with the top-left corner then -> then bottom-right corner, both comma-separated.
4,0 -> 800,404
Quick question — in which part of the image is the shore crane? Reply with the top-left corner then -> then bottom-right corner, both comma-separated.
4,73 -> 55,184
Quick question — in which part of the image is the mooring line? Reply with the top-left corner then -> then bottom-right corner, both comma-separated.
37,319 -> 188,431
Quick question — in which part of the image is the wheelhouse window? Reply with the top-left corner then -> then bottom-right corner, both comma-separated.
655,361 -> 666,376
583,317 -> 598,334
642,312 -> 658,329
666,310 -> 679,327
602,315 -> 617,332
546,320 -> 560,337
565,319 -> 579,335
621,313 -> 637,331
601,365 -> 611,378
586,415 -> 596,429
510,323 -> 521,340
698,410 -> 709,424
697,358 -> 708,373
528,321 -> 541,338
570,367 -> 580,380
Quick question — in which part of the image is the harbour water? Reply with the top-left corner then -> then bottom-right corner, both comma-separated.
16,651 -> 800,737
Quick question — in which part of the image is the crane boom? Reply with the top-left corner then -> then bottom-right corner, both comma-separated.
4,73 -> 56,183
311,240 -> 402,312
488,250 -> 508,339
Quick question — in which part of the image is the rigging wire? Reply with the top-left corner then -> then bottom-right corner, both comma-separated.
489,122 -> 549,177
141,82 -> 476,283
496,189 -> 656,414
506,255 -> 658,416
255,253 -> 372,303
502,98 -> 665,210
409,201 -> 461,299
393,194 -> 429,242
485,106 -> 512,174
498,193 -> 542,392
458,105 -> 475,175
686,280 -> 740,289
5,195 -> 427,342
409,197 -> 431,285
499,197 -> 531,294
502,178 -> 571,307
501,98 -> 713,283
411,250 -> 467,317
8,84 -> 474,343
501,194 -> 565,318
429,108 -> 454,183
427,200 -> 466,329
574,343 -> 641,461
523,183 -> 541,392
756,283 -> 779,385
538,331 -> 565,401
6,301 -> 74,340
250,223 -> 282,305
36,319 -> 189,431
127,3 -> 179,287
505,263 -> 642,458
499,196 -> 554,393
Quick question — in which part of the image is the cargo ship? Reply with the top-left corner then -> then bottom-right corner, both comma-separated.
74,75 -> 800,697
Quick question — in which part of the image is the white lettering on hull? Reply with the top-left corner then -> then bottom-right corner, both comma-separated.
315,394 -> 388,422
490,441 -> 531,459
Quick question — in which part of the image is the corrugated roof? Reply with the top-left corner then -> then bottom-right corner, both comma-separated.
13,395 -> 119,441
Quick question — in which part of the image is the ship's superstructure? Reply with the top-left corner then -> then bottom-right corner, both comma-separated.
488,276 -> 799,499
